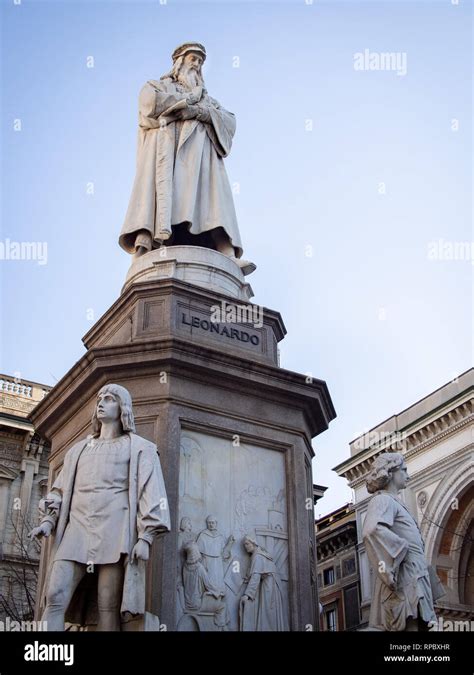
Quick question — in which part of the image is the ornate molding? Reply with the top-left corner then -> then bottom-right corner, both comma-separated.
0,464 -> 19,481
339,400 -> 473,489
0,393 -> 37,414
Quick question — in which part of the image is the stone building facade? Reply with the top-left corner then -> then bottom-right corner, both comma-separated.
0,374 -> 50,620
334,369 -> 473,626
316,504 -> 362,631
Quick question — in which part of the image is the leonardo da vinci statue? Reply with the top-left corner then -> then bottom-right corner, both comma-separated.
119,42 -> 255,275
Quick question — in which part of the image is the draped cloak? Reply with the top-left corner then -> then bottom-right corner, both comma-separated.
119,78 -> 243,257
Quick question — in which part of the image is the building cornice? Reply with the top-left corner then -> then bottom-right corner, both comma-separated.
334,399 -> 473,489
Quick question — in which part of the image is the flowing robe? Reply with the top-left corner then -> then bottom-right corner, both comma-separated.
363,491 -> 440,631
240,548 -> 288,631
119,78 -> 243,257
182,560 -> 227,629
196,529 -> 227,594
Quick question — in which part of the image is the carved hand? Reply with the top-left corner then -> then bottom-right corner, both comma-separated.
28,521 -> 53,540
186,85 -> 203,105
195,104 -> 211,123
387,572 -> 397,591
130,539 -> 150,563
179,104 -> 201,121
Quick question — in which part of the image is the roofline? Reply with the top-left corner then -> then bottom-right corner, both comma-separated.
0,373 -> 52,389
348,368 -> 473,445
315,501 -> 354,524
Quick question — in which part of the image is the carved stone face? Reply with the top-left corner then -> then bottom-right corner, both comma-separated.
392,461 -> 409,490
206,517 -> 217,531
180,518 -> 192,533
183,51 -> 204,71
244,539 -> 256,554
96,391 -> 121,424
176,52 -> 204,91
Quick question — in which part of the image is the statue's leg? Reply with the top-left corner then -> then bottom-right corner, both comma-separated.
96,561 -> 125,631
42,560 -> 86,631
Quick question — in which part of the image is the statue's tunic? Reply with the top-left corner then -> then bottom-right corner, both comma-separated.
119,78 -> 243,257
54,436 -> 130,565
363,491 -> 437,631
196,530 -> 226,593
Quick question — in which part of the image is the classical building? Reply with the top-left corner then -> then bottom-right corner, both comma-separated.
334,368 -> 473,626
0,374 -> 51,620
316,503 -> 362,631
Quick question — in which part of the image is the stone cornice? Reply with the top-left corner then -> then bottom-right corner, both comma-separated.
83,278 -> 287,347
30,337 -> 336,442
335,399 -> 473,488
0,430 -> 29,441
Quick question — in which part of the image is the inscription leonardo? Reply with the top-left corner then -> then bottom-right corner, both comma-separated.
181,313 -> 260,346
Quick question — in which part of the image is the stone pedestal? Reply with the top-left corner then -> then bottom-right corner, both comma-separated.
123,245 -> 254,302
31,247 -> 335,631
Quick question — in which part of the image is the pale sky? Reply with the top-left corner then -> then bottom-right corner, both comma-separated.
1,0 -> 472,517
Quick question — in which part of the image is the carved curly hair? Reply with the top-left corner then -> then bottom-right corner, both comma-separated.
366,452 -> 405,494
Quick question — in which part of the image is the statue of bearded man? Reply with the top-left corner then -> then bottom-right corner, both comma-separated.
119,42 -> 255,275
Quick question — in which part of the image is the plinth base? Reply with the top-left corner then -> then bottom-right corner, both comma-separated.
32,262 -> 335,631
123,246 -> 254,301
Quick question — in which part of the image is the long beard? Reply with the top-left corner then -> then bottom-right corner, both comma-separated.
177,66 -> 203,90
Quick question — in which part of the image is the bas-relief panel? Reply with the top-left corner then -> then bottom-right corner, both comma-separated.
177,430 -> 289,631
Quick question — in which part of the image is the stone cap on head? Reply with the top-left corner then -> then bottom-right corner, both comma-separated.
172,42 -> 206,62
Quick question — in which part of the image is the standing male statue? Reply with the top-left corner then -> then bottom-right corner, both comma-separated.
362,453 -> 443,631
196,515 -> 234,595
118,42 -> 256,275
29,384 -> 170,631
